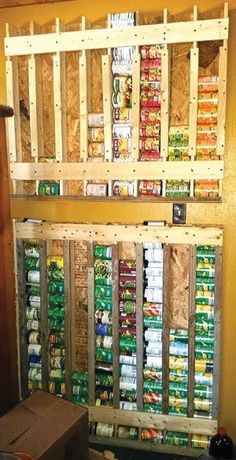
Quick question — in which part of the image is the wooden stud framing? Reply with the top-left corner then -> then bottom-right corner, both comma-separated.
69,241 -> 76,372
63,240 -> 72,400
88,243 -> 95,406
161,9 -> 170,198
189,6 -> 199,198
88,405 -> 217,435
162,244 -> 170,415
5,25 -> 22,195
39,240 -> 49,392
5,18 -> 229,57
17,239 -> 28,399
10,159 -> 224,182
187,245 -> 196,418
102,54 -> 113,164
53,18 -> 67,195
15,222 -> 223,246
136,243 -> 144,411
131,52 -> 140,162
112,244 -> 120,409
216,3 -> 228,163
80,17 -> 90,164
212,246 -> 223,419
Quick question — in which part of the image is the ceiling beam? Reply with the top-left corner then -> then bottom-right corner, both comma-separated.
0,0 -> 74,8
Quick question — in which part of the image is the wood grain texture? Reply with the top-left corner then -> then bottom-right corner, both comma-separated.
169,245 -> 189,329
0,118 -> 19,413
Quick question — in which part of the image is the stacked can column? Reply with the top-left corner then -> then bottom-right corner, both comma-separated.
111,13 -> 135,197
143,243 -> 163,414
168,329 -> 188,416
94,245 -> 113,406
47,255 -> 65,396
195,76 -> 219,198
24,241 -> 42,392
119,259 -> 137,410
86,113 -> 107,197
138,45 -> 162,197
166,126 -> 190,198
72,370 -> 89,405
194,245 -> 215,419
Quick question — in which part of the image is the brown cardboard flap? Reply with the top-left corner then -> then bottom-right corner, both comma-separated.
0,406 -> 36,446
20,390 -> 59,417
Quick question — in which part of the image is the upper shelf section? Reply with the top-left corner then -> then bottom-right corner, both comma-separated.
5,4 -> 228,202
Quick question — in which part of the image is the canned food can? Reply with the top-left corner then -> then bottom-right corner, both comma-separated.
88,127 -> 104,142
113,107 -> 132,123
113,75 -> 132,93
118,426 -> 138,440
88,113 -> 104,127
113,137 -> 132,154
191,434 -> 209,449
113,124 -> 132,139
140,109 -> 161,123
194,398 -> 212,412
96,347 -> 113,362
113,181 -> 134,196
141,428 -> 162,443
141,45 -> 162,60
112,91 -> 132,109
28,344 -> 41,355
112,60 -> 132,75
140,122 -> 160,137
96,422 -> 114,437
113,46 -> 135,61
94,245 -> 112,260
88,142 -> 104,157
26,307 -> 40,320
119,337 -> 136,352
166,431 -> 188,446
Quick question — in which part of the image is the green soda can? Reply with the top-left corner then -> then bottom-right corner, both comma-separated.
195,320 -> 214,333
95,299 -> 112,311
119,337 -> 136,352
50,182 -> 60,196
196,276 -> 215,285
94,245 -> 112,260
96,347 -> 113,362
195,350 -> 214,360
48,307 -> 65,319
49,294 -> 64,307
48,268 -> 64,281
26,307 -> 40,320
38,181 -> 49,195
195,332 -> 214,345
197,246 -> 215,255
25,257 -> 40,270
166,432 -> 188,446
143,380 -> 162,392
73,395 -> 88,405
72,385 -> 89,398
47,281 -> 64,294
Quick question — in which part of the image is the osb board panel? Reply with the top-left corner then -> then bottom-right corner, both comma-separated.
119,242 -> 136,260
169,244 -> 189,330
74,240 -> 88,371
15,7 -> 221,195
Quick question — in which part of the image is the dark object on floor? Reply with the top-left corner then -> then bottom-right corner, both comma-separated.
209,428 -> 234,459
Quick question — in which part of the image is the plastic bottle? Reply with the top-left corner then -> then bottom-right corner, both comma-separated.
209,427 -> 233,459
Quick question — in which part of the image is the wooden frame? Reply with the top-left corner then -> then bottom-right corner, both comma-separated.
15,220 -> 223,453
5,19 -> 228,56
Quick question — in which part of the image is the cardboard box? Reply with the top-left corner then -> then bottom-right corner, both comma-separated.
0,390 -> 88,460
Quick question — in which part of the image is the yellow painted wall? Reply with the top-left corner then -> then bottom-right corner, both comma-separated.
1,0 -> 236,441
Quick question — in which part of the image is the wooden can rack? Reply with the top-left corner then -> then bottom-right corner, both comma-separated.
5,4 -> 228,201
15,221 -> 223,455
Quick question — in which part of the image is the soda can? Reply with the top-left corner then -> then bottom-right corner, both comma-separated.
26,307 -> 40,320
25,257 -> 40,270
28,355 -> 41,368
28,367 -> 42,381
49,333 -> 65,346
95,285 -> 112,299
47,281 -> 64,294
72,371 -> 88,385
141,45 -> 162,60
51,347 -> 65,358
96,335 -> 113,349
28,284 -> 40,296
95,323 -> 112,336
47,256 -> 64,269
113,108 -> 132,123
50,356 -> 65,369
96,374 -> 113,387
49,369 -> 65,380
95,298 -> 112,311
88,113 -> 104,127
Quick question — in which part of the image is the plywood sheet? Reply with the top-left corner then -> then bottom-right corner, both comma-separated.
169,244 -> 189,329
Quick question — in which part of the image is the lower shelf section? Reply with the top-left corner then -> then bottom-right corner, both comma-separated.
89,435 -> 204,457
